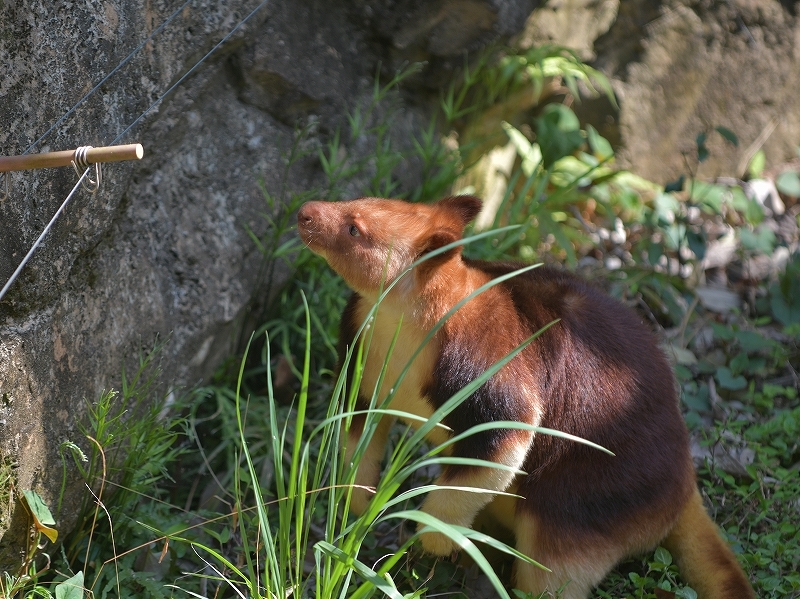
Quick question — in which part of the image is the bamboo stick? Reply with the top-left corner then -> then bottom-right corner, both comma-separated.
0,143 -> 144,173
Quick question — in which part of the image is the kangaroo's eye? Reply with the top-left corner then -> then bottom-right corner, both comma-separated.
349,224 -> 360,237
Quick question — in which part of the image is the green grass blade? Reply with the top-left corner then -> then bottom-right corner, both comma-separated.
234,332 -> 281,595
316,541 -> 404,599
431,421 -> 614,457
385,510 -> 513,599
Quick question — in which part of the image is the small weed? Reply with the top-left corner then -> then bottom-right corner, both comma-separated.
0,338 -> 185,599
48,341 -> 188,599
597,547 -> 698,599
696,408 -> 800,596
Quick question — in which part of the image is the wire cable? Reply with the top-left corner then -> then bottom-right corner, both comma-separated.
111,0 -> 271,145
0,168 -> 92,302
22,0 -> 194,156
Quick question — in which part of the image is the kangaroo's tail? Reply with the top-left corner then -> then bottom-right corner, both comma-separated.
663,487 -> 755,599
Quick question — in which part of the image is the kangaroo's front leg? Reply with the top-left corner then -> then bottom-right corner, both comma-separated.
345,412 -> 393,516
418,427 -> 534,555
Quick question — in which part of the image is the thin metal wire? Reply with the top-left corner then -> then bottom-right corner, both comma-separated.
111,0 -> 272,144
22,0 -> 194,156
0,168 -> 92,303
0,173 -> 8,202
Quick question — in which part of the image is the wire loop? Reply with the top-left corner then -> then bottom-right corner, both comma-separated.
71,146 -> 102,193
0,172 -> 8,202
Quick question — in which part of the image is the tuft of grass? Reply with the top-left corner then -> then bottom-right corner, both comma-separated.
0,340 -> 189,599
56,341 -> 188,599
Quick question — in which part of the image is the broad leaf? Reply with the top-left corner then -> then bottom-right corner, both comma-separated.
536,104 -> 584,168
776,170 -> 800,197
715,126 -> 738,146
55,572 -> 85,599
21,490 -> 58,543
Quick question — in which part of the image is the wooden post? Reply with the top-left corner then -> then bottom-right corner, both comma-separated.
0,144 -> 144,172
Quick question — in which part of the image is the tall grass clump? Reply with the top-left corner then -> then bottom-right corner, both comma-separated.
60,342 -> 187,599
1,341 -> 188,599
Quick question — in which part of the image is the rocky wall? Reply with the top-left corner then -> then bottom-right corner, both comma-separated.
523,0 -> 800,184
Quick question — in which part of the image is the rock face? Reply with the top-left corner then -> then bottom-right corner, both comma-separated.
522,0 -> 800,184
0,0 -> 537,570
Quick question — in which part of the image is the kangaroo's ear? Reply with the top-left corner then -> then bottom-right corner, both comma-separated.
436,195 -> 483,227
421,229 -> 460,256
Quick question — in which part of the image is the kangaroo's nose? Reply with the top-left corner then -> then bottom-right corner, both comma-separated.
298,201 -> 323,226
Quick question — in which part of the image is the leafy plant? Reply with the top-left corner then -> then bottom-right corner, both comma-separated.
697,408 -> 800,597
597,547 -> 698,599
0,491 -> 88,599
766,252 -> 800,328
50,342 -> 188,599
442,44 -> 614,124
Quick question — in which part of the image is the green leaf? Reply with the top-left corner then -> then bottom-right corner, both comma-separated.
748,149 -> 766,178
654,192 -> 679,225
535,104 -> 585,168
654,546 -> 673,566
676,586 -> 699,599
739,225 -> 776,254
696,132 -> 709,162
538,210 -> 577,265
647,240 -> 664,266
316,541 -> 404,599
696,132 -> 707,147
55,572 -> 85,599
384,510 -> 524,599
776,170 -> 800,197
682,384 -> 710,412
716,367 -> 747,391
586,124 -> 614,161
21,489 -> 58,543
729,352 -> 749,376
664,223 -> 686,251
688,181 -> 725,213
739,190 -> 765,224
686,229 -> 706,260
770,282 -> 800,325
629,572 -> 644,584
735,330 -> 776,352
715,126 -> 739,146
664,175 -> 685,193
502,121 -> 542,177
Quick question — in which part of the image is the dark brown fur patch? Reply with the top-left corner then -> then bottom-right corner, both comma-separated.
424,261 -> 696,544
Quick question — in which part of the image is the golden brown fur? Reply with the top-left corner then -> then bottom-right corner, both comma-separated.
297,195 -> 755,599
